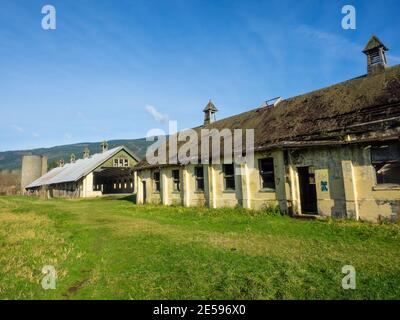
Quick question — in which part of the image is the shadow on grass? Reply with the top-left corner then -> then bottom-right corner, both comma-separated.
102,194 -> 137,203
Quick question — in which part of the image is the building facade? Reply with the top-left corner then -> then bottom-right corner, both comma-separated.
135,36 -> 400,222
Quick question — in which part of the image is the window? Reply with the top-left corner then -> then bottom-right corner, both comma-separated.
172,170 -> 180,191
195,166 -> 204,191
223,164 -> 235,190
153,171 -> 161,192
259,158 -> 275,190
371,143 -> 400,185
113,158 -> 129,167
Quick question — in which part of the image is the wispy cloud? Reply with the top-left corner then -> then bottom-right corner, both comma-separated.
32,132 -> 39,138
145,105 -> 169,124
64,133 -> 72,140
10,124 -> 24,133
295,25 -> 362,58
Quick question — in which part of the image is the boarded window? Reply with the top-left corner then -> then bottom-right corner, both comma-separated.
172,170 -> 180,191
153,171 -> 160,192
195,166 -> 204,191
259,158 -> 275,189
223,164 -> 235,190
371,143 -> 400,185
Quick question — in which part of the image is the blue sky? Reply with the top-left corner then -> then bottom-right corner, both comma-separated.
1,0 -> 399,151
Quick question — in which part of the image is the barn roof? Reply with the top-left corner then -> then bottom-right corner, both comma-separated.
26,146 -> 139,189
135,64 -> 400,170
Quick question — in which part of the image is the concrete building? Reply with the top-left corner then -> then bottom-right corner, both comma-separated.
25,144 -> 139,198
134,36 -> 400,222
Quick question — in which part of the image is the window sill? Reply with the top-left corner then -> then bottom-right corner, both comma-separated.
372,184 -> 400,191
194,190 -> 204,194
172,191 -> 181,194
153,191 -> 160,194
223,190 -> 236,193
259,188 -> 276,193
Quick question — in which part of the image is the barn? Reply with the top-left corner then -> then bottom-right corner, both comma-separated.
25,143 -> 139,198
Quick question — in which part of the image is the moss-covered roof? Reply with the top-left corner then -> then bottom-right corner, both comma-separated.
363,35 -> 388,52
136,64 -> 400,169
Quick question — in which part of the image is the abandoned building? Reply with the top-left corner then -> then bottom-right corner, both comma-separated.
134,36 -> 400,222
25,143 -> 139,198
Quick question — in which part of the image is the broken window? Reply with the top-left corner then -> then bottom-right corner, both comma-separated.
371,142 -> 400,185
153,171 -> 161,192
259,158 -> 275,190
223,164 -> 235,190
195,166 -> 204,191
172,169 -> 180,191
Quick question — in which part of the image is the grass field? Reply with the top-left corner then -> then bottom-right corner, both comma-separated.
0,196 -> 399,300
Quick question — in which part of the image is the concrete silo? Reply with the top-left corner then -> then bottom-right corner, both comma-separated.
21,155 -> 48,192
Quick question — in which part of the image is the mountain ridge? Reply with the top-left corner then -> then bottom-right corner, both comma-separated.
0,138 -> 153,171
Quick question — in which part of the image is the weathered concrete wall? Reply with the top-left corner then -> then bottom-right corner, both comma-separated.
81,173 -> 102,198
288,147 -> 347,218
286,145 -> 400,222
136,151 -> 285,210
136,144 -> 400,222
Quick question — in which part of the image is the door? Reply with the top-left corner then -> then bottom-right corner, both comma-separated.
298,166 -> 318,214
142,181 -> 147,203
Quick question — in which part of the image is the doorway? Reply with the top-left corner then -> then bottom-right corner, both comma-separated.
298,166 -> 318,214
142,181 -> 147,203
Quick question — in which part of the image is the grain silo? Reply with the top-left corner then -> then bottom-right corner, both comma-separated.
21,155 -> 48,192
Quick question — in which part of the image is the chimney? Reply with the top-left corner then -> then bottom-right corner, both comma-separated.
70,153 -> 76,163
59,159 -> 65,167
83,147 -> 90,159
203,100 -> 218,125
363,35 -> 388,75
101,140 -> 109,153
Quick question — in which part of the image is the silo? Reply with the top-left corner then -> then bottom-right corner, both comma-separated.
21,155 -> 48,192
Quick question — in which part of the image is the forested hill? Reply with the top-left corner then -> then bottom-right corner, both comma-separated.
0,138 -> 153,171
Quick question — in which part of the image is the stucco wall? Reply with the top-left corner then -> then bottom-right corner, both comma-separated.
136,144 -> 400,222
287,145 -> 400,222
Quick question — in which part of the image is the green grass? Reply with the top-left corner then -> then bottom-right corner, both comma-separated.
0,196 -> 399,300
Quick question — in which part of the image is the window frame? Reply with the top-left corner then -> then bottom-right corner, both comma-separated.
258,158 -> 276,191
113,158 -> 129,167
371,143 -> 400,187
195,166 -> 205,191
153,171 -> 161,193
172,169 -> 180,192
222,164 -> 235,191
